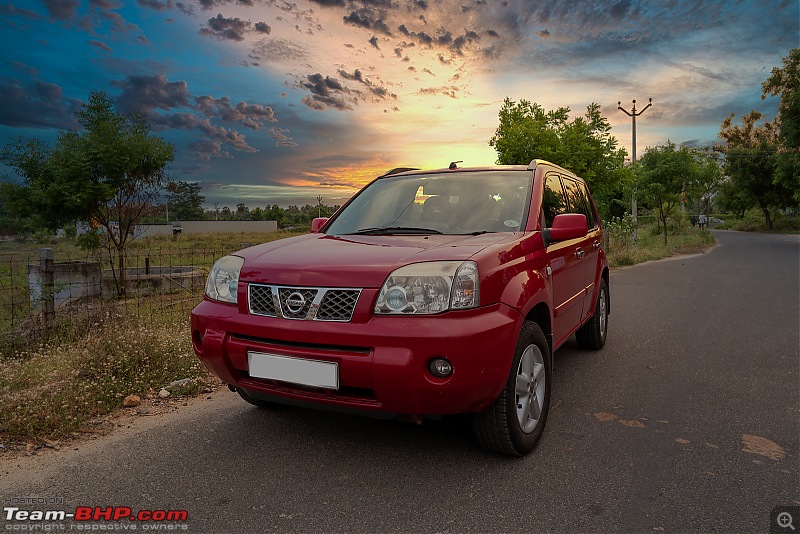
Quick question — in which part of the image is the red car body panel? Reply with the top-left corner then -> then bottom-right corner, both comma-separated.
190,161 -> 608,418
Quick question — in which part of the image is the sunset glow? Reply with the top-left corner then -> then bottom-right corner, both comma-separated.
0,0 -> 796,208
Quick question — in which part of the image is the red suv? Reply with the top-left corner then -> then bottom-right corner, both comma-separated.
191,160 -> 609,456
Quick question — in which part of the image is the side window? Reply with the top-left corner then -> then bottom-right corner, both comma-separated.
579,182 -> 599,229
562,178 -> 597,230
542,174 -> 568,228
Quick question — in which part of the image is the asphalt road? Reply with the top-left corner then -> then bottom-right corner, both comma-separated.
2,230 -> 798,533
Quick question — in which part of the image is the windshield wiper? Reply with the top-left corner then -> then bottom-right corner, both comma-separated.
350,226 -> 443,235
463,230 -> 497,236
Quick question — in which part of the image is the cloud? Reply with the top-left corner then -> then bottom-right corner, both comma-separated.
343,8 -> 392,36
200,13 -> 250,41
87,39 -> 112,51
299,73 -> 354,111
254,21 -> 271,34
109,74 -> 279,157
337,68 -> 397,100
41,0 -> 79,20
0,79 -> 81,129
368,36 -> 380,49
137,0 -> 173,11
270,126 -> 299,148
249,37 -> 309,63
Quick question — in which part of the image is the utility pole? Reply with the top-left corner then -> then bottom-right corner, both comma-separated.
618,98 -> 652,241
213,202 -> 219,221
316,195 -> 323,218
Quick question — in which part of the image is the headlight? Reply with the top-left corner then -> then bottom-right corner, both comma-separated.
205,255 -> 244,304
374,261 -> 480,315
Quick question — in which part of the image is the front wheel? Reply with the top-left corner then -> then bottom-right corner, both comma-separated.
576,277 -> 609,350
472,321 -> 552,456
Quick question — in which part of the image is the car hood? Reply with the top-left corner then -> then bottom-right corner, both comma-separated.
237,232 -> 517,288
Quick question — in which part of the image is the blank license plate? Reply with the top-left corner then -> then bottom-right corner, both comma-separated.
248,352 -> 339,390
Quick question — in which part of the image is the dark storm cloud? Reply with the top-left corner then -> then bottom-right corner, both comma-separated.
0,79 -> 81,129
254,21 -> 271,33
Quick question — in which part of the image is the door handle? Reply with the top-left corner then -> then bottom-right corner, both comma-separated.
593,242 -> 601,250
576,249 -> 585,259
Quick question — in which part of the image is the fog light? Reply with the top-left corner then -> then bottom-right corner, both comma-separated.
429,357 -> 453,378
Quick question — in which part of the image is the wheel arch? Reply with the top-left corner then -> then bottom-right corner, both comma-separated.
525,301 -> 553,364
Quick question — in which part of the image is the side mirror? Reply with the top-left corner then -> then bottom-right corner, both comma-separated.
311,217 -> 329,233
543,213 -> 588,246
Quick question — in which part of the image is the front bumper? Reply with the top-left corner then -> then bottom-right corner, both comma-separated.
190,299 -> 522,415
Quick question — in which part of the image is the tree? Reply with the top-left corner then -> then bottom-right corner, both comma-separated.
717,111 -> 788,230
489,98 -> 631,219
0,91 -> 174,295
762,48 -> 800,202
166,180 -> 205,220
637,142 -> 699,245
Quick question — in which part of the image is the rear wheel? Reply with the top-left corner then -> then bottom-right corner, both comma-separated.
472,321 -> 551,456
576,278 -> 608,350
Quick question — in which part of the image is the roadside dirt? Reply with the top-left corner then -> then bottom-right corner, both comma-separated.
0,378 -> 228,470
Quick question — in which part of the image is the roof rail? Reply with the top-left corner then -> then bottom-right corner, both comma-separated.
381,167 -> 419,177
527,159 -> 574,175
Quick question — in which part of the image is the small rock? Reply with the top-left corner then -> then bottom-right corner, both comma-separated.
136,407 -> 150,415
158,389 -> 171,399
167,378 -> 192,391
44,439 -> 60,450
202,387 -> 213,394
123,395 -> 141,407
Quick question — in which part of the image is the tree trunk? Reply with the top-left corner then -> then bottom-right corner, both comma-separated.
762,207 -> 773,231
663,218 -> 668,246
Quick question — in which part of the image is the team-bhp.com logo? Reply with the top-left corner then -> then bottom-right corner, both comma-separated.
4,506 -> 188,529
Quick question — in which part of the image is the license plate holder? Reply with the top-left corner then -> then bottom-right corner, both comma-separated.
247,352 -> 339,390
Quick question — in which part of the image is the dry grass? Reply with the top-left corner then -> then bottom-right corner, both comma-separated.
0,317 -> 214,443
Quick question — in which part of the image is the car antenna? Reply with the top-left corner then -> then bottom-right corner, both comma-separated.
449,161 -> 463,170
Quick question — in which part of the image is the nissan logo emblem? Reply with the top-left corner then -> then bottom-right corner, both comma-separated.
285,292 -> 306,314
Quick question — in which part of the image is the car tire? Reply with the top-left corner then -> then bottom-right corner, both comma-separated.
576,278 -> 609,350
237,387 -> 284,409
472,320 -> 551,456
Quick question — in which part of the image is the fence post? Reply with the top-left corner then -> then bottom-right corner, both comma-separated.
40,248 -> 55,334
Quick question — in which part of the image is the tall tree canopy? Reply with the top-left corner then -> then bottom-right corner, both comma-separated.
762,47 -> 800,201
0,91 -> 174,294
717,111 -> 788,230
489,98 -> 630,218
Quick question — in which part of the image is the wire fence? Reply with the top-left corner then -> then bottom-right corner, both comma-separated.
0,246 -> 237,357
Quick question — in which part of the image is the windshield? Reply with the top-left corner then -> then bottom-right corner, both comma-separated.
326,170 -> 532,235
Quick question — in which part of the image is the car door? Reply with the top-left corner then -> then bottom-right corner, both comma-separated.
561,177 -> 602,320
542,172 -> 587,347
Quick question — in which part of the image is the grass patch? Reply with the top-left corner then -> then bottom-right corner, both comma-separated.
607,224 -> 716,268
0,317 -> 214,443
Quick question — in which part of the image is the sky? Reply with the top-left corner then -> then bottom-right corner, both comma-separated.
0,0 -> 797,209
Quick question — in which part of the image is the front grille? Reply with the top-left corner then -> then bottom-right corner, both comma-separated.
249,284 -> 277,316
317,290 -> 360,321
248,284 -> 361,322
278,287 -> 318,319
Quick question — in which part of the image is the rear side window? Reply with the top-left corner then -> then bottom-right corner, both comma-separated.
542,174 -> 568,228
562,177 -> 597,230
